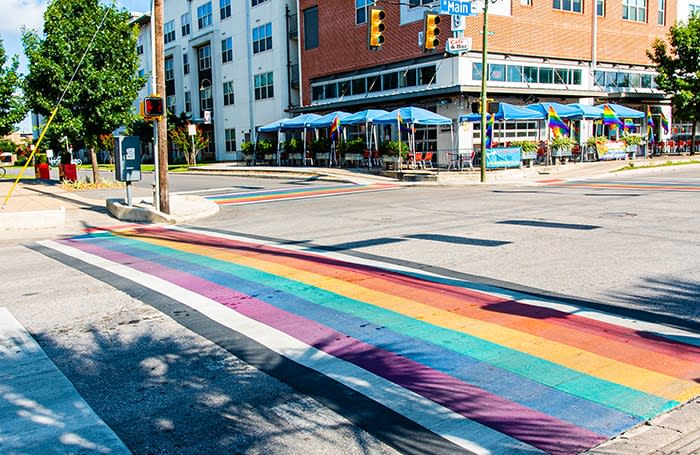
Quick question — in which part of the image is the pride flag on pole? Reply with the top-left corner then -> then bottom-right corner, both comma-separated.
398,112 -> 413,134
329,115 -> 340,142
485,113 -> 494,149
547,106 -> 570,137
646,106 -> 655,142
660,112 -> 669,134
602,104 -> 624,130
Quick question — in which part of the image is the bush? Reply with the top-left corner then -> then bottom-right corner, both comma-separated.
340,137 -> 365,156
308,137 -> 331,156
622,133 -> 643,146
551,135 -> 575,150
283,138 -> 301,154
511,140 -> 537,153
379,140 -> 408,158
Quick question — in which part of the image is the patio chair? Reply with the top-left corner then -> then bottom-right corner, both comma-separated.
304,151 -> 314,166
412,151 -> 423,169
420,151 -> 434,169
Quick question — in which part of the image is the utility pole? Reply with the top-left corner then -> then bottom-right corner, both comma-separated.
154,0 -> 170,214
479,0 -> 491,183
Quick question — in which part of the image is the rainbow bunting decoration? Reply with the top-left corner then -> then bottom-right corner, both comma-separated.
547,106 -> 570,138
660,112 -> 669,134
329,115 -> 340,142
485,113 -> 494,149
602,104 -> 624,130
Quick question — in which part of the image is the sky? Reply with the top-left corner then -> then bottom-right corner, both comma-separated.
1,0 -> 150,131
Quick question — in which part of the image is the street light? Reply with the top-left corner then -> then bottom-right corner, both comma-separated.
199,78 -> 212,120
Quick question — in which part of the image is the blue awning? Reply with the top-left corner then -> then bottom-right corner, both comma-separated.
525,102 -> 581,119
307,111 -> 352,128
594,103 -> 644,119
342,109 -> 389,125
373,106 -> 452,125
458,102 -> 543,122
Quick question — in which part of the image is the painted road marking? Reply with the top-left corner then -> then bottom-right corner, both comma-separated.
0,308 -> 129,454
205,183 -> 400,205
38,226 -> 700,455
539,178 -> 700,191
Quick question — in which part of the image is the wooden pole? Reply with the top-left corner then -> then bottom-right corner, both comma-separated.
154,0 -> 169,214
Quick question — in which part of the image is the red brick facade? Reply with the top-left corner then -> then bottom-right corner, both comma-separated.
299,0 -> 675,105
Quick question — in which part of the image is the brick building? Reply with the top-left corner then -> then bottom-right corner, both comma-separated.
297,0 -> 693,158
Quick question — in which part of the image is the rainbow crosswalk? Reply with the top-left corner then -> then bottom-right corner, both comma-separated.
205,182 -> 400,205
38,226 -> 700,455
540,178 -> 700,191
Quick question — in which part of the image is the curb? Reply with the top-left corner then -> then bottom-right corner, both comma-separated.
106,194 -> 220,224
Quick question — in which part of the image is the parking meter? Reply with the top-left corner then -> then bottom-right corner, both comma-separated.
114,136 -> 142,207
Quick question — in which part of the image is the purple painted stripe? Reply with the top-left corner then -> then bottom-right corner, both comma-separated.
60,237 -> 607,454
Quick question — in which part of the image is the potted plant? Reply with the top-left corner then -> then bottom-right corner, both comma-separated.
58,151 -> 78,182
34,153 -> 50,179
309,137 -> 331,161
622,133 -> 643,155
550,135 -> 575,157
512,140 -> 538,161
341,137 -> 365,164
257,139 -> 275,163
241,140 -> 254,164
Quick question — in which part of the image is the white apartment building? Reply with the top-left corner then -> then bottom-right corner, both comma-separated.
133,0 -> 300,161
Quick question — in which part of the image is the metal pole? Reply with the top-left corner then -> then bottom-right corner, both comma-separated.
191,132 -> 196,166
126,181 -> 133,207
479,0 -> 490,183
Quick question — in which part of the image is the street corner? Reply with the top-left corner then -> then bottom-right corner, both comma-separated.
106,194 -> 219,225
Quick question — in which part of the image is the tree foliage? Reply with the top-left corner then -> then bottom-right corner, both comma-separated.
22,0 -> 146,179
0,37 -> 27,136
647,15 -> 700,152
169,124 -> 209,166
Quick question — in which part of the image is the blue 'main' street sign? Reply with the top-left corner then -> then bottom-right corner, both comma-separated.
440,0 -> 477,16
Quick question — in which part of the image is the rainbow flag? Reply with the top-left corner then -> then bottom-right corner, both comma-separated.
329,115 -> 340,142
647,106 -> 655,142
398,112 -> 413,134
547,106 -> 570,137
485,114 -> 494,149
660,112 -> 669,134
602,104 -> 624,130
623,119 -> 636,133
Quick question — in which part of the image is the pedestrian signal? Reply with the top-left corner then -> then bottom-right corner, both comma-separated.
423,12 -> 441,52
368,8 -> 385,50
142,96 -> 164,119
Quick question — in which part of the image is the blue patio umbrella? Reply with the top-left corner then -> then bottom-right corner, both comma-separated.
308,111 -> 351,128
594,103 -> 644,119
525,102 -> 580,118
342,109 -> 388,125
258,118 -> 291,132
566,103 -> 604,120
373,106 -> 452,125
458,102 -> 543,122
280,113 -> 322,166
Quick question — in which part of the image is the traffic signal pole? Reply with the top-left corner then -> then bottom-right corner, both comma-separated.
153,0 -> 170,214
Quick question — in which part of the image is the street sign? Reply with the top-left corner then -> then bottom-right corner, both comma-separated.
451,14 -> 467,32
187,124 -> 197,136
440,0 -> 478,16
204,110 -> 211,124
446,36 -> 473,53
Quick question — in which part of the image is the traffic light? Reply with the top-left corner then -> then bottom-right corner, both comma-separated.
368,7 -> 385,50
423,12 -> 441,52
142,96 -> 164,119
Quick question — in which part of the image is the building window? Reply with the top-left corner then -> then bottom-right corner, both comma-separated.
252,0 -> 269,5
623,0 -> 646,21
303,7 -> 319,50
408,0 -> 433,6
198,2 -> 213,29
164,20 -> 175,44
198,44 -> 211,71
183,52 -> 189,74
165,56 -> 174,81
252,23 -> 272,54
553,0 -> 582,12
356,0 -> 375,24
166,94 -> 176,114
657,0 -> 665,24
225,128 -> 237,152
223,81 -> 235,105
220,0 -> 231,20
221,37 -> 233,63
181,13 -> 191,36
690,4 -> 700,15
136,37 -> 144,55
200,84 -> 213,111
520,0 -> 533,5
597,0 -> 605,15
254,72 -> 274,100
184,91 -> 191,113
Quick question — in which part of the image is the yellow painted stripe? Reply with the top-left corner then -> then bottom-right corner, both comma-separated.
123,231 -> 700,403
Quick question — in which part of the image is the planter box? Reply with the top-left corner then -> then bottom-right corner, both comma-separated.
551,147 -> 572,157
521,151 -> 537,161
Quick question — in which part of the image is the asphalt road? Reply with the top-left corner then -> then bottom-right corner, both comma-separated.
4,164 -> 700,454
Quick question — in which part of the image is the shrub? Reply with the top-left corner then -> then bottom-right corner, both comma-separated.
379,140 -> 408,158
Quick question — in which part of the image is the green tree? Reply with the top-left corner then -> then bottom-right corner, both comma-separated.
647,15 -> 700,154
0,37 -> 27,136
23,0 -> 146,181
169,124 -> 209,166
